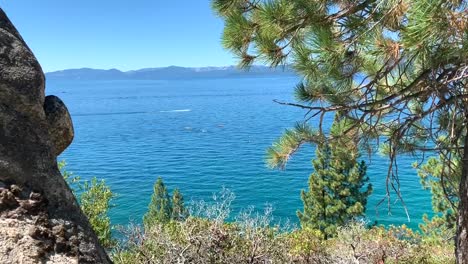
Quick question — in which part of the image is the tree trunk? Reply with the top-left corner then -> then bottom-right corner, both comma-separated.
456,132 -> 468,263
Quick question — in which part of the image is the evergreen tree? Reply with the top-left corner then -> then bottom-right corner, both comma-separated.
171,188 -> 189,221
298,143 -> 372,238
417,154 -> 460,238
144,177 -> 172,227
213,1 -> 467,261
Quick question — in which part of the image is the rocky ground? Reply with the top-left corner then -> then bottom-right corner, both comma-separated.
0,180 -> 82,263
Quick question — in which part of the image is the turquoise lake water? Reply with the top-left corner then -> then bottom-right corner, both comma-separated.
47,77 -> 433,229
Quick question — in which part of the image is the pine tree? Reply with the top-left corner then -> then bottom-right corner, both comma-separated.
298,143 -> 372,238
171,188 -> 189,221
418,154 -> 460,238
213,1 -> 467,261
144,177 -> 172,227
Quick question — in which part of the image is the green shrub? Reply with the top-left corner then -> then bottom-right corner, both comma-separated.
58,161 -> 116,248
113,189 -> 455,264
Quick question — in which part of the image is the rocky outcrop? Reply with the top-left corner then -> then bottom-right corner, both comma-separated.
0,8 -> 111,263
44,95 -> 74,156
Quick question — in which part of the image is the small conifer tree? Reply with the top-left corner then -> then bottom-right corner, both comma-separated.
298,143 -> 372,238
144,177 -> 172,227
418,155 -> 460,238
171,188 -> 189,221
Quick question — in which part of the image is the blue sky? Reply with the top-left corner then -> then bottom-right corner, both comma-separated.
0,0 -> 236,72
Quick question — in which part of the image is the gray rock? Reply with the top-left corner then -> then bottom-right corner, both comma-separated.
44,95 -> 74,156
0,8 -> 111,263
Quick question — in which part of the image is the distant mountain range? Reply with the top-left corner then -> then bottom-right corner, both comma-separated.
45,65 -> 297,80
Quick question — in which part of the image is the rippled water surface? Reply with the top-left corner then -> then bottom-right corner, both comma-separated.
47,78 -> 433,229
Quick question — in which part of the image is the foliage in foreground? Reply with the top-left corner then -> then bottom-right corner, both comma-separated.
299,142 -> 372,237
213,0 -> 467,260
113,189 -> 454,264
143,177 -> 188,228
416,154 -> 460,243
58,165 -> 456,263
59,161 -> 116,248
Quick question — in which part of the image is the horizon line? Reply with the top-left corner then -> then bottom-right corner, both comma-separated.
44,64 -> 293,74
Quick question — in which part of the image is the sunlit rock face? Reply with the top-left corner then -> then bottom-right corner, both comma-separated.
0,8 -> 110,263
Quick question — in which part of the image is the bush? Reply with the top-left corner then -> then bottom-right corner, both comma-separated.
80,177 -> 115,248
113,189 -> 290,263
59,161 -> 116,248
113,189 -> 455,264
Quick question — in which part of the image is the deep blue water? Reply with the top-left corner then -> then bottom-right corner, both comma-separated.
47,77 -> 433,229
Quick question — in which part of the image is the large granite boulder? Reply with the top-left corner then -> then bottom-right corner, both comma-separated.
0,8 -> 111,263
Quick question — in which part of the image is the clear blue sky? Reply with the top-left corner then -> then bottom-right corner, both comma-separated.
0,0 -> 236,72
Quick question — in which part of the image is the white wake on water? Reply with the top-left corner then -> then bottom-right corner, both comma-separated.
160,109 -> 192,113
